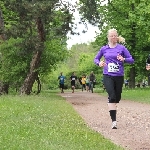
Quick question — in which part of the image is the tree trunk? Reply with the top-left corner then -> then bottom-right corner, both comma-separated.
20,17 -> 45,95
128,4 -> 136,89
0,9 -> 9,94
0,9 -> 6,40
148,73 -> 150,86
20,53 -> 41,95
36,75 -> 41,94
129,66 -> 135,88
32,75 -> 41,94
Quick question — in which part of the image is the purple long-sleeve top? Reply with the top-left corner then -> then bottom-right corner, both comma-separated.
94,44 -> 134,76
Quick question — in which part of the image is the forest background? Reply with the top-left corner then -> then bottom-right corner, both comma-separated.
0,0 -> 150,95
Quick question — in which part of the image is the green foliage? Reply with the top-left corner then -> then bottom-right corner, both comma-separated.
0,38 -> 31,87
67,43 -> 98,72
78,53 -> 95,71
77,53 -> 103,84
78,0 -> 150,84
40,39 -> 69,76
0,0 -> 75,92
46,43 -> 104,90
77,0 -> 102,25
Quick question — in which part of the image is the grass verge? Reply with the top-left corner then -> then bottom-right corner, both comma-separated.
95,87 -> 150,104
0,91 -> 123,150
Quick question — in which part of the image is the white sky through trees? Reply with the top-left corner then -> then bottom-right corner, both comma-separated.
66,0 -> 100,49
64,0 -> 108,48
67,21 -> 100,49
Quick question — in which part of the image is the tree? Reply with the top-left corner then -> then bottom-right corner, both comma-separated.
78,0 -> 150,88
0,0 -> 75,95
0,7 -> 10,94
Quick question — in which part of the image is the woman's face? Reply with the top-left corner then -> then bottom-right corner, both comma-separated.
108,30 -> 118,44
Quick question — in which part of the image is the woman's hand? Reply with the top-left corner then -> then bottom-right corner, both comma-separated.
117,54 -> 125,62
99,61 -> 106,67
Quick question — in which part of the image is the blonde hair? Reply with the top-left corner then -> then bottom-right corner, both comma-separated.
107,28 -> 118,36
118,35 -> 125,43
107,28 -> 125,43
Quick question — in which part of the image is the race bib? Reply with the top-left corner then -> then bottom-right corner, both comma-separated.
72,78 -> 75,80
108,63 -> 119,72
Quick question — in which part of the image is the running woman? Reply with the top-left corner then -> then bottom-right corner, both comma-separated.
94,28 -> 134,129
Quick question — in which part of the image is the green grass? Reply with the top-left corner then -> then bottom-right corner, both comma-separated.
95,87 -> 150,104
122,87 -> 150,103
0,91 -> 123,150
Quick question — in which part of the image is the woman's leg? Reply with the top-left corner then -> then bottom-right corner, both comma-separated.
114,76 -> 124,103
103,75 -> 117,129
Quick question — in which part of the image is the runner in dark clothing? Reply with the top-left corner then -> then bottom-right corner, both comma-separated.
70,72 -> 77,93
58,72 -> 65,93
89,71 -> 96,93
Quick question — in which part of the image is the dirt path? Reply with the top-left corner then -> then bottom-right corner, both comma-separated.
60,91 -> 150,150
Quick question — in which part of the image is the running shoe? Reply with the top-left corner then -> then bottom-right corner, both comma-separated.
112,121 -> 117,129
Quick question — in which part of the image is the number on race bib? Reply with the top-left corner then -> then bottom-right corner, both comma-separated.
108,63 -> 119,72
